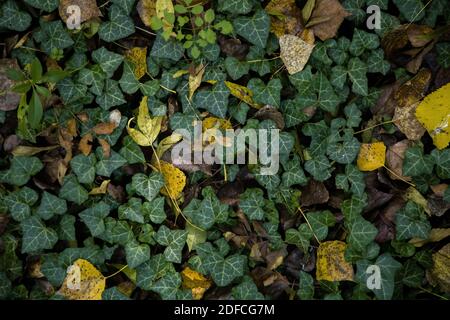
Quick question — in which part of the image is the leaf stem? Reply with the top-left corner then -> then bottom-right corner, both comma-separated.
105,264 -> 128,279
297,206 -> 321,245
383,165 -> 416,187
246,56 -> 281,63
353,119 -> 396,135
136,26 -> 156,36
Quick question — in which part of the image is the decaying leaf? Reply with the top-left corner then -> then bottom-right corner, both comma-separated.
127,96 -> 163,146
58,259 -> 105,300
279,34 -> 315,75
92,122 -> 117,135
415,83 -> 450,150
357,142 -> 386,171
0,59 -> 21,111
427,243 -> 450,293
189,63 -> 205,100
265,0 -> 303,38
316,241 -> 354,282
410,228 -> 450,247
59,0 -> 101,24
403,186 -> 431,216
89,180 -> 111,195
79,133 -> 93,156
181,267 -> 212,300
158,160 -> 187,200
12,145 -> 58,156
202,116 -> 232,131
137,0 -> 156,27
224,81 -> 260,108
386,140 -> 412,182
307,0 -> 350,41
125,47 -> 148,80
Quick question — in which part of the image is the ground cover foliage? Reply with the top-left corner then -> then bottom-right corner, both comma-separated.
0,0 -> 450,300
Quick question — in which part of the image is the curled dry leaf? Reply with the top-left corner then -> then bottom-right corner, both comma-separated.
92,122 -> 117,135
181,267 -> 212,300
316,240 -> 354,282
189,63 -> 205,100
265,0 -> 303,38
12,145 -> 59,156
58,259 -> 105,300
59,0 -> 101,24
279,34 -> 315,75
254,105 -> 285,130
386,140 -> 412,182
79,133 -> 93,156
98,138 -> 111,158
307,0 -> 350,41
89,180 -> 111,195
357,142 -> 386,172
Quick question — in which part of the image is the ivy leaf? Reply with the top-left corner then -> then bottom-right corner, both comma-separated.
95,148 -> 127,177
232,277 -> 264,300
281,155 -> 308,188
92,47 -> 124,78
217,0 -> 254,15
0,0 -> 32,32
307,211 -> 336,241
103,287 -> 130,300
327,135 -> 360,164
59,215 -> 76,241
347,216 -> 378,251
59,174 -> 89,205
38,21 -> 74,55
119,136 -> 145,164
119,60 -> 140,94
302,121 -> 330,157
305,155 -> 333,182
96,79 -> 126,110
0,156 -> 43,186
119,197 -> 144,224
297,271 -> 314,300
313,72 -> 340,113
396,201 -> 431,241
431,149 -> 450,179
366,49 -> 390,75
211,254 -> 246,287
247,78 -> 282,107
155,226 -> 187,264
233,10 -> 270,48
194,81 -> 230,118
57,78 -> 87,104
79,202 -> 111,237
37,191 -> 67,220
347,57 -> 368,96
280,93 -> 316,128
151,272 -> 182,300
112,0 -> 136,15
240,188 -> 265,221
125,242 -> 151,269
342,193 -> 368,222
21,216 -> 58,253
335,164 -> 365,196
70,154 -> 97,184
151,34 -> 184,62
393,0 -> 425,22
224,57 -> 250,81
4,187 -> 38,222
24,0 -> 58,12
349,29 -> 379,57
99,5 -> 135,42
132,172 -> 165,202
142,196 -> 166,224
285,224 -> 313,253
402,146 -> 434,177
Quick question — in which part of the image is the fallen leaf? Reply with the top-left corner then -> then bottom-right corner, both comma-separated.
189,63 -> 205,100
430,184 -> 448,197
137,0 -> 156,27
11,145 -> 58,156
415,83 -> 450,150
59,0 -> 101,24
155,132 -> 183,160
254,105 -> 285,129
109,109 -> 122,127
181,267 -> 212,300
218,36 -> 249,60
385,140 -> 412,182
300,180 -> 329,207
202,116 -> 232,131
316,241 -> 354,282
403,186 -> 431,216
67,118 -> 78,137
89,180 -> 111,195
92,122 -> 117,135
224,81 -> 260,108
410,228 -> 450,247
265,0 -> 303,38
186,222 -> 207,252
98,138 -> 111,158
79,133 -> 93,156
427,243 -> 450,293
357,142 -> 386,171
58,259 -> 105,300
125,47 -> 148,80
127,96 -> 163,146
279,34 -> 315,75
158,160 -> 187,200
307,0 -> 350,41
0,59 -> 21,111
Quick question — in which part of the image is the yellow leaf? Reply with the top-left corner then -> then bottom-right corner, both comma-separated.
202,116 -> 232,131
172,69 -> 189,78
155,132 -> 183,159
89,180 -> 110,195
189,63 -> 205,100
357,142 -> 386,171
410,228 -> 450,247
58,259 -> 105,300
316,241 -> 354,282
224,81 -> 260,108
158,160 -> 186,200
137,0 -> 156,27
403,186 -> 431,216
127,96 -> 163,146
181,267 -> 212,300
186,222 -> 207,252
156,0 -> 174,19
427,243 -> 450,293
415,83 -> 450,149
11,145 -> 58,156
125,47 -> 148,80
279,34 -> 315,75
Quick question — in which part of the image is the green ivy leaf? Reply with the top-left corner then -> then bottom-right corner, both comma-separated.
224,57 -> 250,81
59,215 -> 76,241
281,155 -> 308,188
92,47 -> 124,78
79,202 -> 111,237
0,0 -> 32,32
0,156 -> 43,186
132,172 -> 165,202
217,0 -> 254,15
211,254 -> 246,287
38,21 -> 74,55
335,164 -> 365,196
70,154 -> 97,184
96,79 -> 126,110
21,216 -> 58,253
4,187 -> 39,222
37,191 -> 67,220
119,136 -> 145,164
395,201 -> 431,241
431,148 -> 450,179
233,10 -> 270,48
142,196 -> 166,224
402,146 -> 434,177
248,78 -> 282,107
24,0 -> 58,12
99,5 -> 135,42
297,271 -> 314,300
305,155 -> 333,182
194,81 -> 230,118
59,174 -> 89,205
347,217 -> 378,251
125,241 -> 151,269
154,226 -> 187,263
150,272 -> 182,300
347,57 -> 368,96
151,34 -> 184,62
95,148 -> 127,177
119,197 -> 144,224
393,0 -> 425,22
349,29 -> 379,57
240,188 -> 265,221
232,277 -> 264,300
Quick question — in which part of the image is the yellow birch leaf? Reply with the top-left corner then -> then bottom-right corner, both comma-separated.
279,34 -> 315,75
189,63 -> 205,100
224,81 -> 261,109
415,82 -> 450,150
158,160 -> 186,200
427,243 -> 450,292
58,259 -> 105,300
89,180 -> 110,195
181,267 -> 212,300
316,241 -> 354,282
357,142 -> 386,171
410,228 -> 450,247
125,47 -> 148,80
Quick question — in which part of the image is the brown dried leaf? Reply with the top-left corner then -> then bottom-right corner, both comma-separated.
279,35 -> 315,75
0,59 -> 21,111
98,138 -> 111,158
59,0 -> 101,24
92,122 -> 117,135
386,140 -> 412,182
79,133 -> 93,156
300,180 -> 329,207
265,0 -> 303,38
308,0 -> 350,41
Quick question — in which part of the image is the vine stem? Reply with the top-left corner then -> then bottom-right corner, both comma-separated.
105,264 -> 128,279
246,56 -> 281,63
419,286 -> 449,300
136,26 -> 156,36
353,119 -> 396,135
383,165 -> 416,187
297,206 -> 321,245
